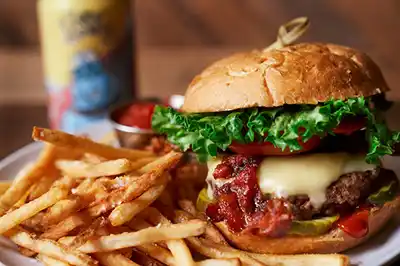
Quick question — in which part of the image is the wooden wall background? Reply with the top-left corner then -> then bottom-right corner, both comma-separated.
0,0 -> 399,102
0,0 -> 400,158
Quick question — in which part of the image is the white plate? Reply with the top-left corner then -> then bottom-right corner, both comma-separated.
0,123 -> 399,266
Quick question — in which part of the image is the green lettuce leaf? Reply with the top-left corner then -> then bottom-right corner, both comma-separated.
289,216 -> 339,236
152,98 -> 400,163
368,181 -> 398,205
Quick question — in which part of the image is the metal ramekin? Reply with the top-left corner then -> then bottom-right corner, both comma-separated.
108,101 -> 157,150
108,95 -> 184,149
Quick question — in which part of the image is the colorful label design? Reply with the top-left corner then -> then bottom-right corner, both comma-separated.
71,51 -> 118,112
38,0 -> 133,133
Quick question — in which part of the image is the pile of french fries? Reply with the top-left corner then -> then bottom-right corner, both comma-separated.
0,127 -> 349,266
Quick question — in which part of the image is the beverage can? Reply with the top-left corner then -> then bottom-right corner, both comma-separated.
37,0 -> 134,133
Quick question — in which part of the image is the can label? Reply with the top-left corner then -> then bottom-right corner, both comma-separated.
38,0 -> 133,133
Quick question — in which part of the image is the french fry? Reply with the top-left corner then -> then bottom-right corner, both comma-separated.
40,213 -> 88,240
72,178 -> 96,196
248,252 -> 350,266
7,229 -> 96,266
127,217 -> 154,231
56,159 -> 135,178
129,157 -> 158,170
120,247 -> 134,259
82,153 -> 107,164
19,246 -> 37,257
41,153 -> 182,240
77,220 -> 206,253
14,184 -> 36,208
138,151 -> 182,173
0,144 -> 79,216
0,185 -> 70,234
0,161 -> 39,215
32,127 -> 153,160
40,196 -> 82,228
42,166 -> 171,239
37,254 -> 72,266
94,252 -> 140,266
178,198 -> 197,216
0,181 -> 11,195
87,152 -> 181,218
135,244 -> 176,266
132,249 -> 166,266
197,259 -> 241,266
70,217 -> 108,249
173,209 -> 228,246
185,237 -> 264,266
58,236 -> 75,246
98,131 -> 117,146
164,237 -> 195,266
109,175 -> 168,226
143,207 -> 195,266
28,172 -> 59,201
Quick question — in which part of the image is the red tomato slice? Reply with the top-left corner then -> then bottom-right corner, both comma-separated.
229,136 -> 321,156
337,209 -> 369,238
118,103 -> 156,129
333,117 -> 366,135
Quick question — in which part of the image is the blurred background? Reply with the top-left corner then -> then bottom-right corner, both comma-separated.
0,0 -> 400,157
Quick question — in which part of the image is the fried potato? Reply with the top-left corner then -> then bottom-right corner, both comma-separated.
40,213 -> 89,240
28,172 -> 59,201
109,175 -> 168,226
42,153 -> 181,240
0,144 -> 80,216
143,207 -> 195,266
135,244 -> 176,266
40,196 -> 82,228
0,161 -> 38,215
186,237 -> 264,266
7,229 -> 96,266
94,252 -> 140,266
87,152 -> 181,218
173,209 -> 228,246
69,216 -> 108,249
178,198 -> 197,216
138,151 -> 182,173
77,220 -> 206,253
132,249 -> 166,266
56,159 -> 135,178
0,181 -> 11,195
72,178 -> 96,196
82,153 -> 107,164
13,184 -> 36,208
37,254 -> 72,266
197,259 -> 241,266
33,127 -> 153,160
0,184 -> 70,234
19,246 -> 37,257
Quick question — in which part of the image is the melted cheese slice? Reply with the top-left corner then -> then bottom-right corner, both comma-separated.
206,153 -> 376,208
206,158 -> 229,199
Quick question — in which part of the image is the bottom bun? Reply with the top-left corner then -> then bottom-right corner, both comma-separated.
216,197 -> 400,254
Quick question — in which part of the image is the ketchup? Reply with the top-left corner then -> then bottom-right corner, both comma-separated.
118,103 -> 156,129
337,209 -> 369,238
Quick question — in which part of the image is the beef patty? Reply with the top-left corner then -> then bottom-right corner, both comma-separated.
289,168 -> 398,220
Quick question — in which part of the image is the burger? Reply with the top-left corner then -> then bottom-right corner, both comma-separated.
151,43 -> 400,254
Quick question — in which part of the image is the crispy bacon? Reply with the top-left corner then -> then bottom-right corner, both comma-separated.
206,154 -> 293,237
